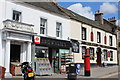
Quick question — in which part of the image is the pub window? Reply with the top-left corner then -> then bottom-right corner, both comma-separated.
104,50 -> 108,61
12,10 -> 21,22
109,36 -> 112,46
56,22 -> 62,38
82,46 -> 86,59
110,51 -> 113,61
97,32 -> 101,43
104,36 -> 107,44
40,18 -> 47,35
90,47 -> 94,60
82,27 -> 86,40
91,32 -> 94,41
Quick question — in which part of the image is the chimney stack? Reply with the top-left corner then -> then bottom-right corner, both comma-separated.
95,10 -> 104,24
108,17 -> 116,25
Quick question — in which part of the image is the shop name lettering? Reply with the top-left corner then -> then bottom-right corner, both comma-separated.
41,38 -> 70,47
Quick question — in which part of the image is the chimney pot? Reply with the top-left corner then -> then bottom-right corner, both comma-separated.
98,10 -> 100,13
95,10 -> 103,24
108,17 -> 116,25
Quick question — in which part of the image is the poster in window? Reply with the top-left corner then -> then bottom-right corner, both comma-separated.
71,39 -> 79,53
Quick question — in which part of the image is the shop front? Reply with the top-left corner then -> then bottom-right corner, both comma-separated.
33,36 -> 71,74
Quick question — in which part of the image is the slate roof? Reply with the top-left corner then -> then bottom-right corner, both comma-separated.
25,2 -> 68,17
23,2 -> 118,34
57,6 -> 118,34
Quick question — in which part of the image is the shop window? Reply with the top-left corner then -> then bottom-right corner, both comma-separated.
12,10 -> 21,22
40,18 -> 47,35
97,32 -> 101,43
91,32 -> 94,41
56,22 -> 62,38
104,50 -> 108,61
82,46 -> 86,59
110,51 -> 113,61
82,27 -> 86,40
109,36 -> 112,46
90,47 -> 94,60
35,47 -> 48,58
104,36 -> 107,44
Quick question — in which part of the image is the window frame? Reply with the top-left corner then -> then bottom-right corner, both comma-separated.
40,18 -> 47,35
56,22 -> 62,38
110,51 -> 113,61
109,36 -> 113,46
90,47 -> 94,60
103,50 -> 108,61
82,27 -> 87,40
82,46 -> 86,59
12,10 -> 22,22
97,32 -> 101,43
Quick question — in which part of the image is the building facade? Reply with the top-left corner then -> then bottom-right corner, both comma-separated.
60,8 -> 118,66
117,27 -> 120,65
0,1 -> 72,77
0,0 -> 118,78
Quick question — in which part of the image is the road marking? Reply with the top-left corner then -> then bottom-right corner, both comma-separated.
100,72 -> 120,78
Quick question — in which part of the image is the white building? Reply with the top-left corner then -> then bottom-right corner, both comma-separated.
0,1 -> 71,77
61,8 -> 118,66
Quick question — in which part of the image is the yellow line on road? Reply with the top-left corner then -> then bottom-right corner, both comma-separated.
100,72 -> 120,78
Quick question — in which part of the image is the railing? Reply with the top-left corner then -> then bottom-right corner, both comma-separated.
3,19 -> 34,33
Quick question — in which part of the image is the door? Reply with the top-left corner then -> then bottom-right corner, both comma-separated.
10,44 -> 21,62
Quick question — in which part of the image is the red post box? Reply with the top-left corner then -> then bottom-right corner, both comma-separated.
84,48 -> 90,76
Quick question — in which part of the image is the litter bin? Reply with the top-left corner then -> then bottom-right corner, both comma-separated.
0,66 -> 6,78
67,63 -> 77,80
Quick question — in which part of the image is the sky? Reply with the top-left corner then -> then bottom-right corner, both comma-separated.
58,2 -> 119,25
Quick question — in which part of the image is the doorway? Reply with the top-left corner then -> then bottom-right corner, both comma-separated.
10,44 -> 21,62
49,48 -> 60,73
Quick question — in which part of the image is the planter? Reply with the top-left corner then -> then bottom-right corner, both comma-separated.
90,56 -> 94,60
110,58 -> 113,61
0,66 -> 6,78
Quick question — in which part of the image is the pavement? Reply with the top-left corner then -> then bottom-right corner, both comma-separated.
1,65 -> 120,80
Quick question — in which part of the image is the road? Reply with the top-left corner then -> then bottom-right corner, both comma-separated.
1,65 -> 120,80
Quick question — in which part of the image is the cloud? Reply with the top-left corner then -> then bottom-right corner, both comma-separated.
100,3 -> 118,15
67,3 -> 94,20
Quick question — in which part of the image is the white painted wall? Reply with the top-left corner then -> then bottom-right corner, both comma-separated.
0,1 -> 70,40
0,1 -> 71,67
70,20 -> 117,64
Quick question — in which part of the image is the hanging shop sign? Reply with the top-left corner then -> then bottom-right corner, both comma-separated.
34,36 -> 40,44
71,39 -> 79,53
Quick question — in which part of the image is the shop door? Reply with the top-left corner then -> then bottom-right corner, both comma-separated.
49,48 -> 59,73
10,44 -> 21,62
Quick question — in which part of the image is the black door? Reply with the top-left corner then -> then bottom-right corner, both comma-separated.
10,44 -> 21,62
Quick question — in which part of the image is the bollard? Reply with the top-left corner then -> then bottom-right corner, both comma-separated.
84,48 -> 91,76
